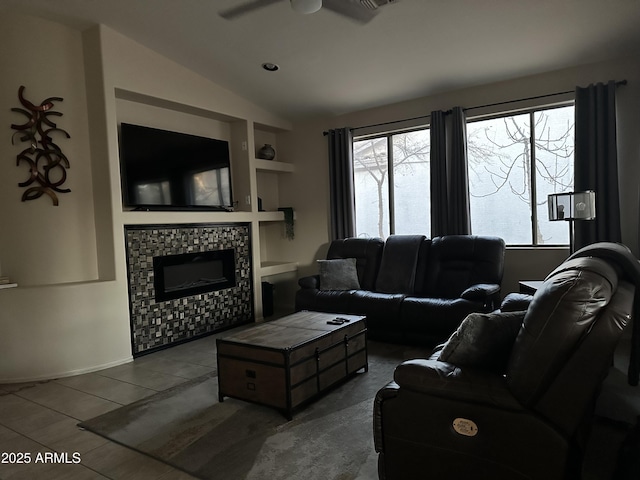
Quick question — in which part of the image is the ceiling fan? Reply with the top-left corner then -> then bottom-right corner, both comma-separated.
219,0 -> 397,24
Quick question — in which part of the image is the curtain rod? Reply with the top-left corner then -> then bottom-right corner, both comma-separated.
322,79 -> 627,136
463,79 -> 626,114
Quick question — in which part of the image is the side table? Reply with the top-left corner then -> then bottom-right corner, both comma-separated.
518,280 -> 544,295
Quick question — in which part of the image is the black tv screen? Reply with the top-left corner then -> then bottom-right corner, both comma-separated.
119,123 -> 233,210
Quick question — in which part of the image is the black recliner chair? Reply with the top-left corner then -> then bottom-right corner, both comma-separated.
374,242 -> 639,480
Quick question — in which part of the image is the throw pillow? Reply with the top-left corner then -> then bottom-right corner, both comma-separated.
438,310 -> 526,371
318,258 -> 361,291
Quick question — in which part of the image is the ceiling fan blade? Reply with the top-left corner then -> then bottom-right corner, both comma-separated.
323,0 -> 379,24
219,0 -> 283,20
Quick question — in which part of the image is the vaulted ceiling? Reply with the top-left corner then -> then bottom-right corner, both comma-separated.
3,0 -> 640,121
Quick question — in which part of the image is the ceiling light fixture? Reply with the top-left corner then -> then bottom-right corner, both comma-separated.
290,0 -> 322,15
262,63 -> 280,72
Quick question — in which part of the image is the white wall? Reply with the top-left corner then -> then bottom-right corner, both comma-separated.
0,14 -> 98,285
116,99 -> 232,144
0,14 -> 131,382
286,56 -> 640,294
1,12 -> 639,382
0,15 -> 290,382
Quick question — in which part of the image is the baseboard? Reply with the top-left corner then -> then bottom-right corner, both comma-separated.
0,356 -> 133,384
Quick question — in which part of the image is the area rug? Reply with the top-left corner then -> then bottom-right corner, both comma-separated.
79,341 -> 430,480
79,339 -> 629,480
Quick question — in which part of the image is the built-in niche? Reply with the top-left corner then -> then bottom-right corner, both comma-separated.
125,223 -> 253,355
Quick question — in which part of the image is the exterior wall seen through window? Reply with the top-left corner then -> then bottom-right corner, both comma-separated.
352,103 -> 574,246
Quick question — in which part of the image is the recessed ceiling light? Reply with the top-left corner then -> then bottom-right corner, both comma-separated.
262,63 -> 280,72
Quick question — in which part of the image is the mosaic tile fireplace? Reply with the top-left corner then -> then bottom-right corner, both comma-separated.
125,223 -> 253,355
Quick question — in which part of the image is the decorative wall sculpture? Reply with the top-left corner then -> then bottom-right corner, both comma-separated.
10,86 -> 70,205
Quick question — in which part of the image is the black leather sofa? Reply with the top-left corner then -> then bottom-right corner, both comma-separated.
373,242 -> 639,479
295,234 -> 506,345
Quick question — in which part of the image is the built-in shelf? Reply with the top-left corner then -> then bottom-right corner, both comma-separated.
260,261 -> 298,277
120,210 -> 255,225
0,283 -> 18,290
254,158 -> 295,173
257,210 -> 285,222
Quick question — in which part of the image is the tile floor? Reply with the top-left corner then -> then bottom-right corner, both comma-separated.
2,324 -> 638,480
0,332 -> 225,480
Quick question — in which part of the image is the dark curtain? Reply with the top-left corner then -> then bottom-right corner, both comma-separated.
430,107 -> 471,236
430,111 -> 448,236
573,81 -> 621,250
327,128 -> 356,240
448,107 -> 471,235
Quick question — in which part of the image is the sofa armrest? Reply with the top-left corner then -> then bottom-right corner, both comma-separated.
460,283 -> 501,301
298,275 -> 320,289
393,359 -> 523,411
373,381 -> 400,453
500,292 -> 533,312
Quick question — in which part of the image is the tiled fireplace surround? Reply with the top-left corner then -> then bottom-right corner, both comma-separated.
125,223 -> 253,355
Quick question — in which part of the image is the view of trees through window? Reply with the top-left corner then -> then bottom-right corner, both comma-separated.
353,129 -> 430,238
352,103 -> 574,245
467,105 -> 574,245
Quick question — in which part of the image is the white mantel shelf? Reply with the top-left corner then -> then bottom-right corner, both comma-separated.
260,261 -> 298,277
0,283 -> 18,290
257,210 -> 285,222
120,210 -> 255,225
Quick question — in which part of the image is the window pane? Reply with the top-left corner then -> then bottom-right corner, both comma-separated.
135,180 -> 171,205
534,106 -> 574,245
191,167 -> 231,206
392,130 -> 430,236
353,138 -> 389,238
468,113 -> 533,245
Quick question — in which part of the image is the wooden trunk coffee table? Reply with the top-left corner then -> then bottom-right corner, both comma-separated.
216,311 -> 367,419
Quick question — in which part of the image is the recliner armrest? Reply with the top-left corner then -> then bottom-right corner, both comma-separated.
500,292 -> 533,312
298,275 -> 320,289
393,359 -> 523,411
460,283 -> 501,301
373,381 -> 400,453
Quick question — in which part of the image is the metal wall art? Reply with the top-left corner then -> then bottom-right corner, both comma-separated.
11,86 -> 70,205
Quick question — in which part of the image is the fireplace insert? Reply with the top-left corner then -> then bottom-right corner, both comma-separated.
153,249 -> 236,302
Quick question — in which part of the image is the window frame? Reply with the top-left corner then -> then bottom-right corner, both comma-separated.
353,124 -> 430,238
466,101 -> 575,247
350,100 -> 575,246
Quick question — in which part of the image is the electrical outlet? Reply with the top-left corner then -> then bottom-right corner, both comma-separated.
245,195 -> 251,205
241,141 -> 247,151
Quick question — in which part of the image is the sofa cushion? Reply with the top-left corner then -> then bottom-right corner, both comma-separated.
507,257 -> 619,405
298,289 -> 354,314
327,237 -> 384,291
419,235 -> 505,298
318,258 -> 361,290
438,310 -> 525,371
350,291 -> 405,343
400,296 -> 484,339
375,235 -> 425,294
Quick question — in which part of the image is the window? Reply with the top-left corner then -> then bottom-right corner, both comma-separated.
467,105 -> 575,245
353,129 -> 430,238
350,104 -> 574,245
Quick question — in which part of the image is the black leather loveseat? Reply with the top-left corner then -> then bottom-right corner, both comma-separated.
295,235 -> 505,345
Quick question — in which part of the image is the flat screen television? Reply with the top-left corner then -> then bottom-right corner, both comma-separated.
119,123 -> 233,210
